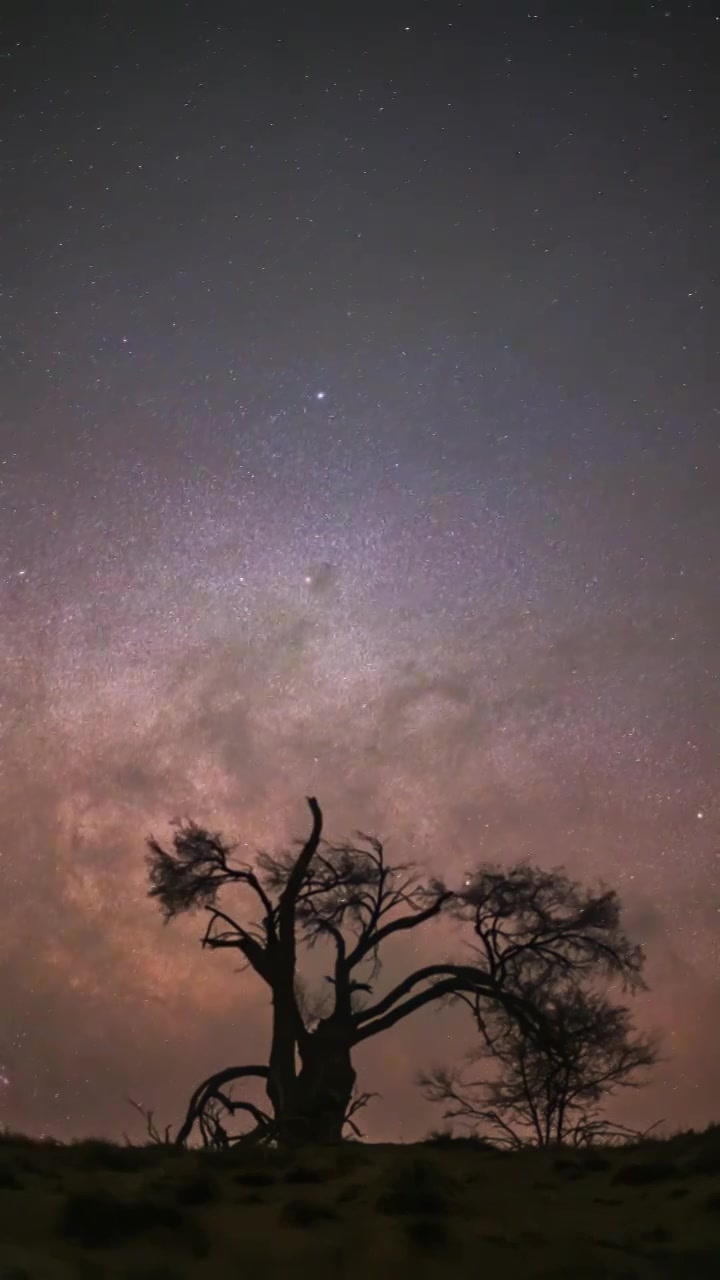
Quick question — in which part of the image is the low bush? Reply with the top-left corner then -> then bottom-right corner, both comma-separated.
0,1164 -> 22,1190
423,1129 -> 495,1151
57,1190 -> 208,1256
71,1139 -> 162,1173
611,1159 -> 678,1185
640,1224 -> 673,1242
376,1157 -> 455,1217
280,1197 -> 339,1227
404,1217 -> 451,1253
172,1173 -> 221,1206
283,1164 -> 332,1184
120,1269 -> 185,1280
233,1170 -> 276,1187
687,1145 -> 720,1176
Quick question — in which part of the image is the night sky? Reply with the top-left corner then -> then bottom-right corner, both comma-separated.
1,1 -> 719,1144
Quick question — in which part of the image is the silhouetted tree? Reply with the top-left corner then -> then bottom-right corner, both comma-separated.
420,979 -> 659,1149
146,797 -> 648,1148
418,863 -> 658,1148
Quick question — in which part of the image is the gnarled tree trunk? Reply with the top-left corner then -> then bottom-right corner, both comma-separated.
272,1020 -> 357,1146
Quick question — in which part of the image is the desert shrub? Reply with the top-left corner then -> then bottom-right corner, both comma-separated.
578,1152 -> 611,1172
703,1192 -> 720,1212
71,1139 -> 161,1173
640,1225 -> 673,1242
59,1191 -> 182,1247
687,1144 -> 720,1176
201,1143 -> 292,1171
283,1164 -> 332,1184
333,1144 -> 371,1177
404,1217 -> 451,1253
640,1249 -> 720,1279
0,1163 -> 22,1190
73,1262 -> 106,1280
376,1157 -> 455,1217
534,1266 -> 618,1280
478,1231 -> 518,1250
280,1197 -> 338,1227
336,1182 -> 363,1203
424,1129 -> 495,1151
0,1129 -> 61,1148
554,1152 -> 609,1175
14,1155 -> 54,1178
521,1228 -> 547,1245
612,1159 -> 678,1185
172,1173 -> 220,1206
57,1190 -> 208,1255
121,1269 -> 185,1280
233,1170 -> 276,1187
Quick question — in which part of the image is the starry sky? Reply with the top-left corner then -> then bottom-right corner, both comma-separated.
1,0 -> 719,1145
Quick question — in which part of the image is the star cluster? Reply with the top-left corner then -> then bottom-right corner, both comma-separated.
0,1 -> 718,1142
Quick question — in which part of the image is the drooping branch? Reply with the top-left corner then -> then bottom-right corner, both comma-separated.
174,1065 -> 270,1147
212,1092 -> 273,1133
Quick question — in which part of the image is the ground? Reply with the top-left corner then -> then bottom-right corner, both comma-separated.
1,1126 -> 720,1278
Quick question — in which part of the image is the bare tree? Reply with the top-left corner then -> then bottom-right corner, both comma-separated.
420,980 -> 659,1149
146,798 -> 647,1147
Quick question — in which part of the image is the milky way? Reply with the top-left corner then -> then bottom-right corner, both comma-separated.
1,1 -> 718,1142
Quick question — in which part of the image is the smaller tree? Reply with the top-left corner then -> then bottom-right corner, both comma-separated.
420,981 -> 660,1149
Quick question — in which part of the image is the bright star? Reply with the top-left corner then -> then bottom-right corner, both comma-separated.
315,391 -> 326,400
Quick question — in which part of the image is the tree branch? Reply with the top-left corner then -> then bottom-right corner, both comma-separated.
213,1092 -> 273,1130
354,975 -> 486,1043
201,907 -> 273,982
280,797 -> 323,914
352,964 -> 492,1029
174,1064 -> 270,1147
346,891 -> 454,970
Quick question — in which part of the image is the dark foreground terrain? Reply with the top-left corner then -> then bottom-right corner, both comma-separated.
1,1126 -> 720,1278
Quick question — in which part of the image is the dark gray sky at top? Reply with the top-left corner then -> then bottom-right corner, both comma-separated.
0,0 -> 718,1142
